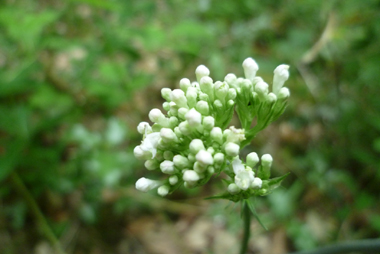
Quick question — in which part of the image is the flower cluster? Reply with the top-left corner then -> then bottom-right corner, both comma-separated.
134,57 -> 290,202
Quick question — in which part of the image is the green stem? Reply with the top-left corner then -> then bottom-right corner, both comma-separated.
240,201 -> 251,254
10,172 -> 66,254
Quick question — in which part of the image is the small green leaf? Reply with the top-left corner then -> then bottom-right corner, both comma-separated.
245,199 -> 268,230
260,172 -> 290,196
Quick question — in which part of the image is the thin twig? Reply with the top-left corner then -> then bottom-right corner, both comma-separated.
10,172 -> 66,254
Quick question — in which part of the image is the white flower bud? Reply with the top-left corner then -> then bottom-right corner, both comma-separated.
227,88 -> 237,100
169,175 -> 178,185
196,150 -> 214,167
178,107 -> 189,119
193,161 -> 206,173
214,81 -> 229,101
169,102 -> 179,116
207,146 -> 215,155
255,81 -> 269,101
241,79 -> 253,93
161,88 -> 172,101
228,183 -> 240,194
179,121 -> 191,135
179,78 -> 191,92
273,64 -> 290,95
149,108 -> 163,122
195,65 -> 210,82
225,142 -> 240,157
196,100 -> 209,115
171,89 -> 188,108
149,108 -> 169,127
186,89 -> 197,108
158,185 -> 170,196
137,122 -> 152,135
208,166 -> 215,174
246,152 -> 259,168
163,102 -> 170,111
185,108 -> 202,127
242,57 -> 259,82
213,99 -> 223,110
135,177 -> 161,192
189,139 -> 205,154
210,127 -> 223,144
252,76 -> 264,86
169,116 -> 178,128
133,145 -> 151,160
199,92 -> 209,101
203,116 -> 215,131
160,128 -> 178,143
251,177 -> 263,189
144,159 -> 159,170
224,73 -> 237,87
278,87 -> 290,100
200,76 -> 214,100
173,155 -> 190,169
227,100 -> 234,108
267,93 -> 277,104
261,154 -> 273,168
214,153 -> 225,165
183,170 -> 200,182
160,160 -> 175,174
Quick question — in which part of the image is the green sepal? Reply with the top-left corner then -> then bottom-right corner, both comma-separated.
259,172 -> 290,196
257,165 -> 271,180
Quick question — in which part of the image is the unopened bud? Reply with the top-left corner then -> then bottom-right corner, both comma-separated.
210,127 -> 223,144
136,177 -> 160,192
173,155 -> 190,169
251,177 -> 263,189
246,152 -> 259,168
225,142 -> 240,157
242,57 -> 259,82
189,139 -> 205,154
179,78 -> 191,92
273,64 -> 289,95
186,108 -> 202,127
228,183 -> 240,194
196,100 -> 209,115
203,116 -> 215,131
161,88 -> 172,101
137,122 -> 152,135
196,150 -> 214,167
195,65 -> 210,83
144,159 -> 159,170
160,160 -> 175,174
183,170 -> 200,182
157,185 -> 170,196
169,175 -> 178,185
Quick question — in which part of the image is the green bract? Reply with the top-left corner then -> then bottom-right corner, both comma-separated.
134,57 -> 290,202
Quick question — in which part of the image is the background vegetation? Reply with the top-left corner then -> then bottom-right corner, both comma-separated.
1,0 -> 379,253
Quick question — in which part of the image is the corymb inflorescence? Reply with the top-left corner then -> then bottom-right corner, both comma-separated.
134,57 -> 290,202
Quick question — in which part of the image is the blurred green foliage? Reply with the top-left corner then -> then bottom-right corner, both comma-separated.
0,0 -> 379,253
